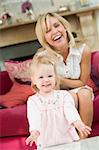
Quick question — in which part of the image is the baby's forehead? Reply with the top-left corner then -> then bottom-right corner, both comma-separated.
37,63 -> 54,69
36,63 -> 54,72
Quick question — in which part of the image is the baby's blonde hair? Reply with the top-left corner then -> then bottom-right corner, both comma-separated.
30,53 -> 60,92
35,12 -> 75,52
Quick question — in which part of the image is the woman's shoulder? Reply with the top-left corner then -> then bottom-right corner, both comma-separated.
36,47 -> 46,55
81,43 -> 91,58
79,43 -> 90,53
35,48 -> 63,62
36,47 -> 61,56
74,43 -> 90,57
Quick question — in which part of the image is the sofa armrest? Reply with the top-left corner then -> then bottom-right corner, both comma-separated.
0,71 -> 13,95
0,104 -> 29,137
91,51 -> 99,88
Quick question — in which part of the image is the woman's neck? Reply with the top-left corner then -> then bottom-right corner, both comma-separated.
60,46 -> 69,61
54,44 -> 69,61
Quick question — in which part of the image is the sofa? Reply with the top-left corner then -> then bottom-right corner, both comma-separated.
0,51 -> 99,150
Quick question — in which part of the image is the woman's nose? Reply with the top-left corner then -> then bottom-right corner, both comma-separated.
51,27 -> 57,34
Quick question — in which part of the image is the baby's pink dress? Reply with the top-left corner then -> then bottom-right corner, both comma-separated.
27,90 -> 81,149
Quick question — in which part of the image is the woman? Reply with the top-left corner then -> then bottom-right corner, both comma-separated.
35,12 -> 93,138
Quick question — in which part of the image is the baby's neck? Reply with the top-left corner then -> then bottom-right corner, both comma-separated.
38,90 -> 54,97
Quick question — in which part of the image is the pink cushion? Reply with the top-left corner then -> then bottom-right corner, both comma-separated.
0,82 -> 35,108
91,51 -> 99,88
0,136 -> 37,150
90,123 -> 99,137
87,78 -> 99,93
0,105 -> 29,137
4,59 -> 32,82
93,95 -> 99,123
0,71 -> 13,95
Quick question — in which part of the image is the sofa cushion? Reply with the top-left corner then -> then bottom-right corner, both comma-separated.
0,136 -> 37,150
93,94 -> 99,123
90,123 -> 99,137
0,82 -> 35,108
87,78 -> 99,93
0,71 -> 13,95
87,51 -> 99,96
0,104 -> 29,137
91,51 -> 99,88
4,59 -> 32,82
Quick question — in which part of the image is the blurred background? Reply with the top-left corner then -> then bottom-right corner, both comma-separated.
0,0 -> 99,70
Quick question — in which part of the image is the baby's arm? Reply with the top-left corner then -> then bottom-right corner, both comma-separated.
26,130 -> 40,147
73,120 -> 92,139
26,96 -> 41,146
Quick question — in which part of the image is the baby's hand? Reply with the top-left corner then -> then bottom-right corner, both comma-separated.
25,130 -> 40,147
73,120 -> 92,138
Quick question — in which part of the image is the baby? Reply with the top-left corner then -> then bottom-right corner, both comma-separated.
26,54 -> 91,149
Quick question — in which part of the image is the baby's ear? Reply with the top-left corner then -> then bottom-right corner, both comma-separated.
55,75 -> 60,90
31,76 -> 35,84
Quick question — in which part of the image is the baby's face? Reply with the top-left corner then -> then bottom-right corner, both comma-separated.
34,64 -> 56,94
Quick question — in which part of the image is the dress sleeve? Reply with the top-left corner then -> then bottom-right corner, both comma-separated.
27,96 -> 41,133
63,91 -> 81,125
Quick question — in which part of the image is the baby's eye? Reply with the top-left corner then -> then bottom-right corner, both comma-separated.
48,75 -> 53,78
39,76 -> 43,79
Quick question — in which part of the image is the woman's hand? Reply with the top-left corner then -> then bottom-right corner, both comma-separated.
73,120 -> 92,139
25,130 -> 40,147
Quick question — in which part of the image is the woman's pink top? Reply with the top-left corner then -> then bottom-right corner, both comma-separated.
27,90 -> 81,148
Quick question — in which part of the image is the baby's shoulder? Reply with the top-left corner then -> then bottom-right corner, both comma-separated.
27,93 -> 38,103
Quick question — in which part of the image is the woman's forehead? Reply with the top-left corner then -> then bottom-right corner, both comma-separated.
43,16 -> 59,31
47,16 -> 59,25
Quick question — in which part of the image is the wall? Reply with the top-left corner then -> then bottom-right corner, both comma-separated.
0,0 -> 72,21
0,0 -> 99,70
0,40 -> 41,70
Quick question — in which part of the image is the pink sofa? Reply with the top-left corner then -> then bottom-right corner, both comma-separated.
0,51 -> 99,149
0,72 -> 36,149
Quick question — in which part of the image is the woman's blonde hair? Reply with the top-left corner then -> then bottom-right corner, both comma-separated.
30,53 -> 60,92
35,12 -> 75,52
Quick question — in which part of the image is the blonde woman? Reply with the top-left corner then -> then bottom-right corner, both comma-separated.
35,12 -> 93,138
26,55 -> 91,149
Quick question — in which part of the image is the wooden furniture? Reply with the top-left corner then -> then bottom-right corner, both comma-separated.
0,5 -> 99,47
0,22 -> 36,47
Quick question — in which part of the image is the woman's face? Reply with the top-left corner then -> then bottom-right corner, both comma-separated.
43,16 -> 68,52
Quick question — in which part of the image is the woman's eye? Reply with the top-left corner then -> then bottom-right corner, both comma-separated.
46,29 -> 51,33
54,23 -> 60,28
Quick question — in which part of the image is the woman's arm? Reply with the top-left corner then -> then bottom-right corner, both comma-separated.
60,45 -> 91,89
63,91 -> 91,137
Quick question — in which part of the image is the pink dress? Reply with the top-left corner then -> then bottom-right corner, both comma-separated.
27,90 -> 81,149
